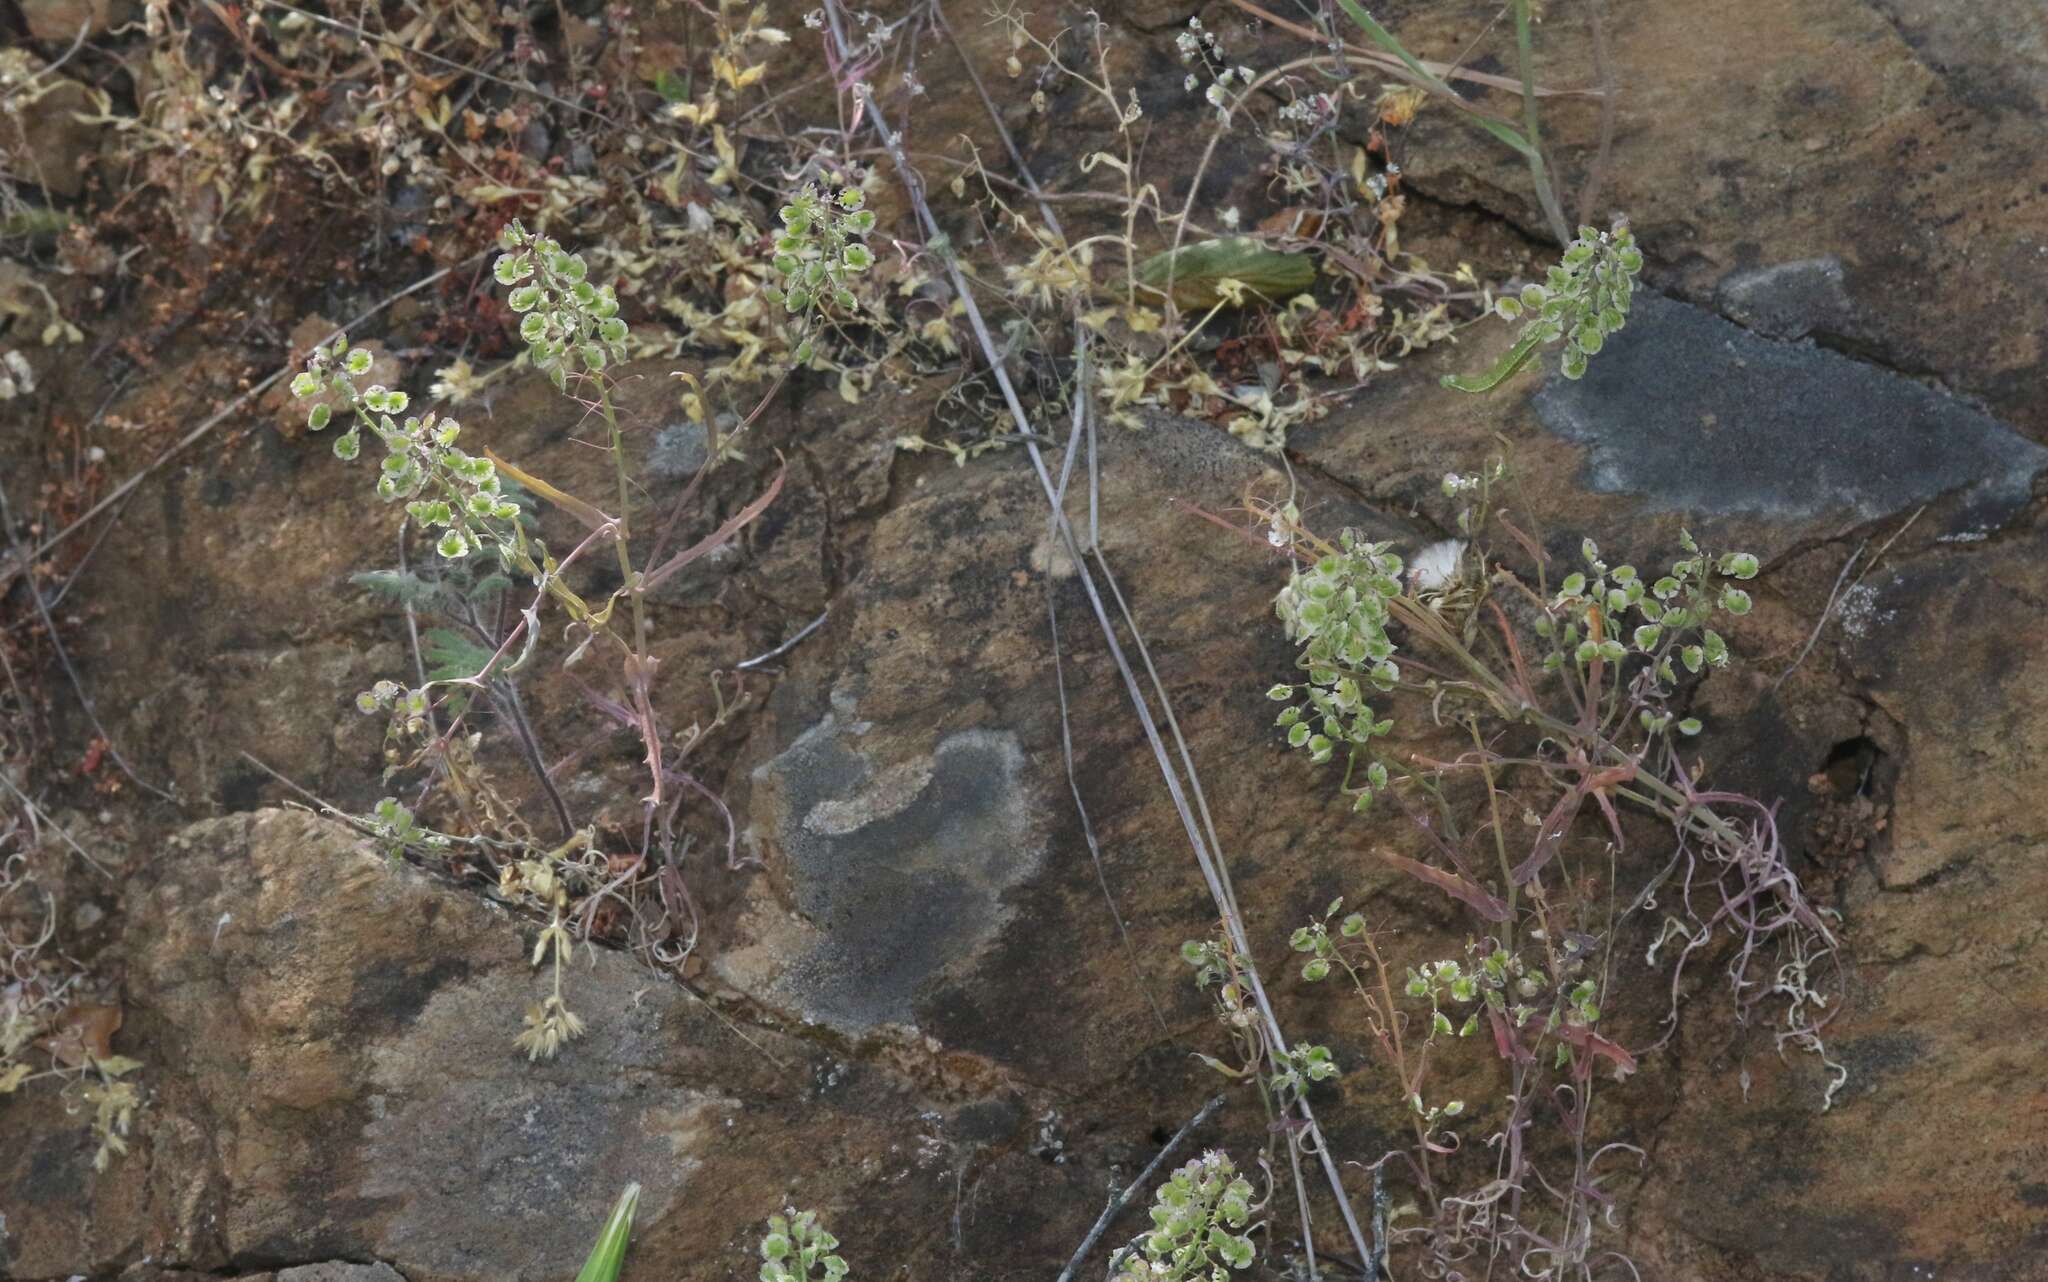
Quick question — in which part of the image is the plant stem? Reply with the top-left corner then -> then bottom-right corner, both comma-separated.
1470,717 -> 1519,949
1513,0 -> 1572,244
598,385 -> 649,654
495,680 -> 576,840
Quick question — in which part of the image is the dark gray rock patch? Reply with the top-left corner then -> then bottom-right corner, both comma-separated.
1713,257 -> 1858,342
277,1266 -> 411,1282
1532,292 -> 2047,528
755,715 -> 1041,1033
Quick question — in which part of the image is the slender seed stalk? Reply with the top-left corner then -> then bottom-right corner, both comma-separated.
598,386 -> 649,654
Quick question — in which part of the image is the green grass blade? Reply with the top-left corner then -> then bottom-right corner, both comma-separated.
1336,0 -> 1443,91
574,1182 -> 643,1282
1471,115 -> 1540,161
1336,0 -> 1536,160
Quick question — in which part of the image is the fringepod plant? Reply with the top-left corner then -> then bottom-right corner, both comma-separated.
1444,221 -> 1644,392
294,219 -> 785,1057
1175,221 -> 1841,1273
1232,464 -> 1842,1275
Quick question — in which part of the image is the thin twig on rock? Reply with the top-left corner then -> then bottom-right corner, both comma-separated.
1057,1095 -> 1225,1282
819,2 -> 1375,1265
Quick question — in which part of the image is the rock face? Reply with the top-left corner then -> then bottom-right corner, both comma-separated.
0,810 -> 1026,1282
6,0 -> 2048,1279
21,0 -> 117,43
735,711 -> 1043,1033
1382,0 -> 2048,436
0,53 -> 105,199
0,810 -> 738,1280
275,1268 -> 410,1282
1531,292 -> 2047,528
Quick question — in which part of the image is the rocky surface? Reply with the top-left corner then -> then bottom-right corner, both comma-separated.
1,52 -> 105,200
0,810 -> 1097,1282
5,1 -> 2048,1280
1377,0 -> 2048,436
1531,292 -> 2046,529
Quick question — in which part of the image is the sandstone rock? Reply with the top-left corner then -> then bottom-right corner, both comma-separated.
278,1266 -> 410,1282
0,52 -> 104,199
0,810 -> 956,1282
9,4 -> 2048,1279
22,0 -> 116,42
1381,0 -> 2048,437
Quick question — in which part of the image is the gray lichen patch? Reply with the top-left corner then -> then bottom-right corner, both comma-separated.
748,714 -> 1042,1034
1532,292 -> 2048,528
358,961 -> 732,1281
1713,257 -> 1857,342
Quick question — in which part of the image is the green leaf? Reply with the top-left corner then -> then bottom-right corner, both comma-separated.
653,68 -> 691,103
1134,238 -> 1316,309
574,1183 -> 642,1282
421,628 -> 496,683
1336,0 -> 1533,158
1441,327 -> 1544,394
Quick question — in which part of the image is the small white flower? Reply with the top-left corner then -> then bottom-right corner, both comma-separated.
1407,539 -> 1468,593
0,350 -> 32,399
